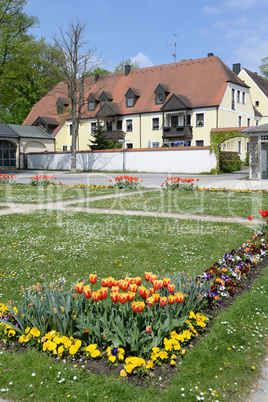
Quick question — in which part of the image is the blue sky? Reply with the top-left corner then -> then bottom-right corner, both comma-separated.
25,0 -> 268,73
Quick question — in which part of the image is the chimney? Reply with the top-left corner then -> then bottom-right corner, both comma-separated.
125,64 -> 131,76
233,63 -> 241,75
207,53 -> 214,57
95,74 -> 99,83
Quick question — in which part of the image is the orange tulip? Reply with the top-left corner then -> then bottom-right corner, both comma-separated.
175,292 -> 185,304
160,297 -> 168,307
153,280 -> 163,291
106,277 -> 115,288
163,277 -> 171,287
92,291 -> 99,302
119,293 -> 128,304
167,283 -> 176,293
119,280 -> 129,291
168,295 -> 176,304
144,272 -> 152,281
133,277 -> 142,286
75,283 -> 84,294
125,276 -> 133,284
83,285 -> 92,299
146,296 -> 155,307
89,274 -> 97,284
98,287 -> 108,300
142,289 -> 150,300
129,283 -> 137,293
132,301 -> 145,313
101,278 -> 108,287
149,274 -> 158,284
111,292 -> 120,303
138,286 -> 147,297
127,292 -> 135,302
111,286 -> 120,293
152,293 -> 160,303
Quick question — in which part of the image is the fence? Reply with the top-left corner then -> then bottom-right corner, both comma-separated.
26,147 -> 216,174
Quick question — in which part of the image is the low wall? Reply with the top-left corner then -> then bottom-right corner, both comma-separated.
27,147 -> 216,174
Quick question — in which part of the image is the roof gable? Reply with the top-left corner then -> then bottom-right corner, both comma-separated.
161,93 -> 192,111
243,69 -> 268,98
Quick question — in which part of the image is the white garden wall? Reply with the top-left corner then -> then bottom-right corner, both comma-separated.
26,147 -> 216,174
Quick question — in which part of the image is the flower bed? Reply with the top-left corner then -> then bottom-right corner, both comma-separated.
161,177 -> 199,191
1,230 -> 268,377
0,173 -> 16,185
109,175 -> 142,190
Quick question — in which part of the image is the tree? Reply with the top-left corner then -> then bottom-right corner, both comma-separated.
53,19 -> 97,172
85,66 -> 111,77
0,1 -> 65,123
89,120 -> 122,150
259,57 -> 268,78
114,59 -> 139,72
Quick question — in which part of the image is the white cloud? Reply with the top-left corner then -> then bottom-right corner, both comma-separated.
223,0 -> 268,10
204,6 -> 222,16
234,35 -> 268,72
131,52 -> 154,68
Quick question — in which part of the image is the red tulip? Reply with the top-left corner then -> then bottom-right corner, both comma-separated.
167,283 -> 176,293
129,283 -> 137,293
133,277 -> 142,286
92,291 -> 99,302
106,277 -> 115,288
138,286 -> 147,297
146,296 -> 155,307
89,274 -> 97,284
119,293 -> 128,304
119,280 -> 129,291
101,278 -> 108,287
98,287 -> 108,300
83,285 -> 92,299
75,283 -> 84,294
144,272 -> 152,281
145,326 -> 152,334
168,295 -> 176,304
175,292 -> 185,304
127,292 -> 135,302
248,216 -> 253,221
111,292 -> 119,303
160,297 -> 168,307
163,277 -> 171,287
152,293 -> 160,302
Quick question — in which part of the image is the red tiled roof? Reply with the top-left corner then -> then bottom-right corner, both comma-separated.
211,127 -> 250,132
243,69 -> 268,98
23,56 -> 249,136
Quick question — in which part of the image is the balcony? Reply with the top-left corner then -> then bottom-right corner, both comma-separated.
163,125 -> 193,139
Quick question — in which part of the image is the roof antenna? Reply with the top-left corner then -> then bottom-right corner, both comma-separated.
166,33 -> 193,62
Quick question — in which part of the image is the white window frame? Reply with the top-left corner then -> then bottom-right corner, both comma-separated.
152,116 -> 160,130
156,93 -> 164,104
195,113 -> 204,127
195,139 -> 205,146
125,118 -> 133,132
238,140 -> 242,154
126,142 -> 134,149
62,145 -> 68,151
152,142 -> 160,148
242,92 -> 246,104
126,97 -> 134,107
91,121 -> 97,134
68,123 -> 72,136
237,90 -> 241,103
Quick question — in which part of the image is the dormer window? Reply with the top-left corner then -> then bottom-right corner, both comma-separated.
126,97 -> 134,107
99,91 -> 112,107
87,93 -> 99,112
154,84 -> 169,105
56,97 -> 70,115
125,88 -> 139,108
156,93 -> 164,104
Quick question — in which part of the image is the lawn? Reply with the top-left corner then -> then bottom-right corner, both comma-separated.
76,189 -> 268,219
0,211 -> 255,302
0,184 -> 116,203
0,187 -> 267,401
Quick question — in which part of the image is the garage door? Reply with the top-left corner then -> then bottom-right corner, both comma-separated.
0,140 -> 16,167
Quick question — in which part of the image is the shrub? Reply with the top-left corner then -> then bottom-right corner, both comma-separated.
219,151 -> 241,173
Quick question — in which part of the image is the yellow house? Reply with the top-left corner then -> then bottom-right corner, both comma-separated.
23,55 -> 254,161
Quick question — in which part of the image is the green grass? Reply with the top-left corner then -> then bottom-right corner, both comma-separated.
77,190 -> 268,219
0,211 -> 255,302
0,185 -> 116,203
